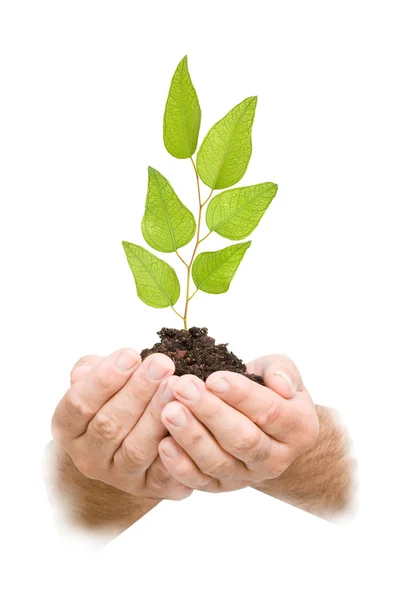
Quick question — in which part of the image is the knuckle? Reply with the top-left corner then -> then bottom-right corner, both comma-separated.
96,369 -> 119,394
174,461 -> 194,479
249,438 -> 271,464
149,468 -> 173,493
65,389 -> 92,420
233,428 -> 261,458
148,408 -> 162,428
186,430 -> 204,447
203,403 -> 221,421
90,413 -> 121,441
128,381 -> 150,405
125,371 -> 157,405
116,441 -> 147,470
207,460 -> 233,480
255,402 -> 282,430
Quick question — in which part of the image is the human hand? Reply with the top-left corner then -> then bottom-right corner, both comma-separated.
157,355 -> 319,492
51,349 -> 192,500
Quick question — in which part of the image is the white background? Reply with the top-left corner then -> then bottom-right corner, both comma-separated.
1,0 -> 401,598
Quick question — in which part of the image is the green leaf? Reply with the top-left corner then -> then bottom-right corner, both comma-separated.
196,96 -> 257,190
122,241 -> 180,308
206,182 -> 278,240
141,167 -> 196,253
192,241 -> 251,294
163,56 -> 201,159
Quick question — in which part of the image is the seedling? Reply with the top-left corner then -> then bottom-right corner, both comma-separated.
122,56 -> 278,330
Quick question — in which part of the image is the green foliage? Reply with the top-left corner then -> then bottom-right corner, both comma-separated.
142,167 -> 196,252
163,56 -> 201,159
206,182 -> 278,240
192,241 -> 251,294
122,241 -> 180,308
196,96 -> 257,190
122,58 -> 278,328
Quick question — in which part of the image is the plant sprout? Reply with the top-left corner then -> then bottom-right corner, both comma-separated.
123,56 -> 278,330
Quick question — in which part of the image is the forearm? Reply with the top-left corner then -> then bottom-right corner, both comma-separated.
44,441 -> 161,538
252,406 -> 356,520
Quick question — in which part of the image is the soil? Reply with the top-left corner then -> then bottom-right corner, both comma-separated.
140,327 -> 264,385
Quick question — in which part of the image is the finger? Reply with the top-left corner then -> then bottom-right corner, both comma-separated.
206,370 -> 309,443
172,375 -> 278,469
51,348 -> 141,441
160,400 -> 245,484
77,353 -> 175,466
158,436 -> 215,491
70,355 -> 103,384
144,454 -> 193,500
247,354 -> 305,399
112,375 -> 179,473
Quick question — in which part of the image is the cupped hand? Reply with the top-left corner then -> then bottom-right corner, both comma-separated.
51,349 -> 192,500
158,355 -> 319,492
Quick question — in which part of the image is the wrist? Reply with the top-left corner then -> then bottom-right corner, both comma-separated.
44,442 -> 161,537
251,406 -> 356,520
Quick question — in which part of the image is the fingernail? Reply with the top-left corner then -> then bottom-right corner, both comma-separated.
207,376 -> 230,394
161,440 -> 180,458
162,380 -> 174,404
274,369 -> 297,396
176,380 -> 200,402
147,359 -> 170,381
164,404 -> 188,427
115,350 -> 139,372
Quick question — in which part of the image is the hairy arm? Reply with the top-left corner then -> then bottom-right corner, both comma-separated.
45,442 -> 161,538
252,405 -> 356,520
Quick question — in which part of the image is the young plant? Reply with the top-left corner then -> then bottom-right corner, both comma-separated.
122,56 -> 278,330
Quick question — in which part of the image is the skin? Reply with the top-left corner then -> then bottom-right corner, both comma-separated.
51,349 -> 192,502
158,356 -> 319,492
49,349 -> 354,537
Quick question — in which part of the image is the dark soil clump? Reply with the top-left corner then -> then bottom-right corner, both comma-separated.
141,327 -> 264,385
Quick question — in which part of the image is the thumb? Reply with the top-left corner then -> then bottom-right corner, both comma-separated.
247,354 -> 305,399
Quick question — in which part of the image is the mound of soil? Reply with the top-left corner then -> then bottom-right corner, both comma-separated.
140,327 -> 264,385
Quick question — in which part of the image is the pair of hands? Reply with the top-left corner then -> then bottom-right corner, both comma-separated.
51,348 -> 319,501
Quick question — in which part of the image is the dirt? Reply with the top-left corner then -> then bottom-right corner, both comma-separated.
140,327 -> 264,385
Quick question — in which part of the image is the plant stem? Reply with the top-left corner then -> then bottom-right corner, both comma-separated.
171,306 -> 185,321
188,289 -> 198,302
182,157 -> 213,330
198,231 -> 212,244
202,189 -> 214,207
175,250 -> 188,268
